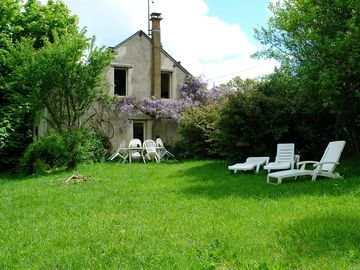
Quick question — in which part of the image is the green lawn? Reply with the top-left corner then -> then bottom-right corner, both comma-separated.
1,160 -> 360,269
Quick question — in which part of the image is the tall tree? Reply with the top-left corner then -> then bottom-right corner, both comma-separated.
255,0 -> 360,154
0,0 -> 79,168
6,32 -> 113,169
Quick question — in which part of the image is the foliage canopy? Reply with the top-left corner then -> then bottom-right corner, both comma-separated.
0,0 -> 113,170
0,0 -> 80,168
254,0 -> 360,154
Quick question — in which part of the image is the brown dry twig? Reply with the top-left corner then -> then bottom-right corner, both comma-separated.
64,174 -> 87,184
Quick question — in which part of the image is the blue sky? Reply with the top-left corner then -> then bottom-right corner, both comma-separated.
206,0 -> 271,44
53,0 -> 277,84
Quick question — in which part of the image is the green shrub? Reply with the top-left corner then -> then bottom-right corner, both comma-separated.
20,128 -> 108,174
57,128 -> 108,170
177,104 -> 221,159
33,159 -> 51,175
0,111 -> 33,171
212,90 -> 279,162
64,128 -> 108,164
213,72 -> 339,162
21,132 -> 67,174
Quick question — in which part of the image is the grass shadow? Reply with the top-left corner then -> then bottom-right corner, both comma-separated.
177,160 -> 360,200
277,212 -> 360,266
0,172 -> 34,184
0,167 -> 69,185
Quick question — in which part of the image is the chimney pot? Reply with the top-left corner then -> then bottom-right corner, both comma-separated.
150,12 -> 162,20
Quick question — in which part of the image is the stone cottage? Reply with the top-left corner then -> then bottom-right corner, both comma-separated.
103,12 -> 191,149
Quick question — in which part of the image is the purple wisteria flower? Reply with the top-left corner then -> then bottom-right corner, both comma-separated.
114,76 -> 230,121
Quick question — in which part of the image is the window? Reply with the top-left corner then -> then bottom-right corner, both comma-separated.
161,72 -> 171,99
114,68 -> 126,96
133,122 -> 144,142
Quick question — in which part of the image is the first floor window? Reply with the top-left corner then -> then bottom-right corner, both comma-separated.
114,68 -> 126,96
161,72 -> 171,99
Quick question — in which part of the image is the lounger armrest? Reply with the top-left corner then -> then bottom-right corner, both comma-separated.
296,161 -> 319,170
314,161 -> 339,169
297,161 -> 318,165
316,161 -> 339,165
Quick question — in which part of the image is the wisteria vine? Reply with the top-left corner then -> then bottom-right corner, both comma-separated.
114,76 -> 231,121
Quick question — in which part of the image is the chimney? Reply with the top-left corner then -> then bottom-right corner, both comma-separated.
150,12 -> 162,98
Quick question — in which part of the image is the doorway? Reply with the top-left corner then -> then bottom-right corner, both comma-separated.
133,122 -> 144,142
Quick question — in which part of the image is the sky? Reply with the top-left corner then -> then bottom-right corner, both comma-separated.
49,0 -> 279,85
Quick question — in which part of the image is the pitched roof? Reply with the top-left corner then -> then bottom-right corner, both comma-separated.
110,30 -> 191,76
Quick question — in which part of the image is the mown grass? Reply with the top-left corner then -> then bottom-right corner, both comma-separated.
1,160 -> 360,269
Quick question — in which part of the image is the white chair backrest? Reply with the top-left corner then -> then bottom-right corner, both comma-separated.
109,139 -> 127,161
275,143 -> 295,163
129,138 -> 142,148
155,138 -> 164,148
320,140 -> 346,172
113,140 -> 125,153
143,139 -> 156,153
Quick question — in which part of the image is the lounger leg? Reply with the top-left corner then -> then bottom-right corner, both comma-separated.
267,175 -> 281,185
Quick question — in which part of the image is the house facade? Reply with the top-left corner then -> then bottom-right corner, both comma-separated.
103,13 -> 191,150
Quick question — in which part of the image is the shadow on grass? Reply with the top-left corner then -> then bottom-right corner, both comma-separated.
177,160 -> 360,200
0,172 -> 33,184
0,167 -> 68,185
341,159 -> 360,177
277,212 -> 360,265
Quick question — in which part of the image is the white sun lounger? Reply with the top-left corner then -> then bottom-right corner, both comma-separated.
263,143 -> 297,173
228,157 -> 269,174
267,140 -> 346,184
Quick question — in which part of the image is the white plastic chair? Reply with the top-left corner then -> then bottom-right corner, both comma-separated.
143,139 -> 160,163
264,143 -> 296,173
228,157 -> 269,174
155,138 -> 175,159
128,138 -> 145,163
108,140 -> 128,163
267,141 -> 346,184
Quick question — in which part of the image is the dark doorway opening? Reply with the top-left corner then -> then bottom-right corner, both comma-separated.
133,122 -> 144,142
